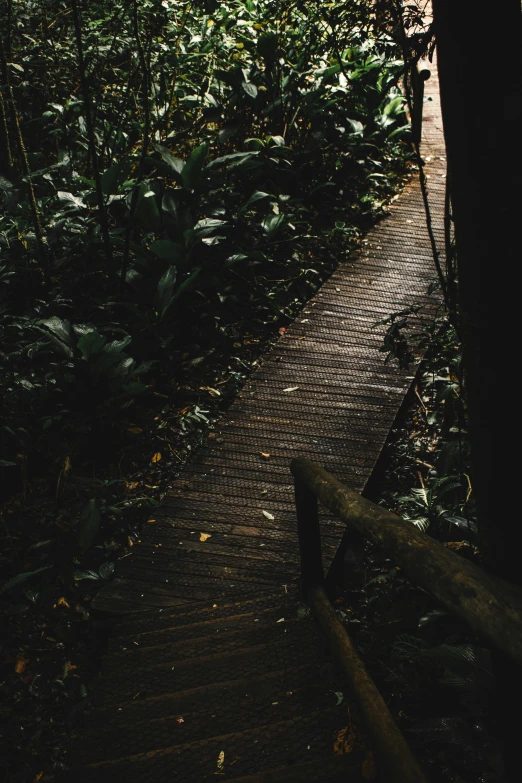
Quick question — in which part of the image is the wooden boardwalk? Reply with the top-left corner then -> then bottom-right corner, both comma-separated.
72,51 -> 447,782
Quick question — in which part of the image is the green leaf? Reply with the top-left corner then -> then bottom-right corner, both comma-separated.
161,268 -> 201,318
0,565 -> 53,595
181,143 -> 209,189
77,499 -> 101,552
57,191 -> 87,210
77,331 -> 107,358
239,190 -> 272,213
101,160 -> 133,195
152,144 -> 184,180
383,95 -> 405,116
99,561 -> 115,580
346,118 -> 364,136
136,184 -> 161,232
150,239 -> 186,264
262,213 -> 285,239
242,82 -> 258,99
157,266 -> 177,312
206,151 -> 260,169
37,317 -> 75,357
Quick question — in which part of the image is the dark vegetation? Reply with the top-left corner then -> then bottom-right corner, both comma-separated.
1,1 -> 515,782
0,2 -> 415,779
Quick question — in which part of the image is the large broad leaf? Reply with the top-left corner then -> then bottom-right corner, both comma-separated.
136,184 -> 161,232
77,331 -> 107,358
77,499 -> 101,552
383,95 -> 406,116
57,191 -> 87,210
242,82 -> 258,99
261,213 -> 285,239
90,336 -> 132,373
205,151 -> 259,170
150,239 -> 186,264
0,565 -> 53,595
101,160 -> 133,195
161,268 -> 201,318
37,317 -> 75,357
181,143 -> 209,189
239,190 -> 272,214
189,218 -> 227,244
152,144 -> 184,181
162,190 -> 194,241
346,118 -> 364,136
156,266 -> 177,312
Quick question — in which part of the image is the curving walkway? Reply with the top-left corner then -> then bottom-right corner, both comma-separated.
70,49 -> 447,781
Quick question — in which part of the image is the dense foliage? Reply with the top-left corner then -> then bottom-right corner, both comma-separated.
1,0 -> 409,486
0,2 -> 415,780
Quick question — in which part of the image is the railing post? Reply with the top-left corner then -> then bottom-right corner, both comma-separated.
294,475 -> 324,600
411,66 -> 431,144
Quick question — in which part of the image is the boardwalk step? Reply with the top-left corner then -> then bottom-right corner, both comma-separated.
70,710 -> 366,782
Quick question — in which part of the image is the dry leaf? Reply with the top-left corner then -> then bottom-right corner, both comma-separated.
151,452 -> 162,463
216,750 -> 225,772
15,654 -> 30,674
33,773 -> 43,783
56,596 -> 70,608
127,426 -> 143,434
276,617 -> 285,623
176,717 -> 185,724
333,726 -> 356,755
262,510 -> 274,520
259,452 -> 270,459
283,386 -> 299,393
200,386 -> 221,397
147,519 -> 156,524
200,532 -> 212,542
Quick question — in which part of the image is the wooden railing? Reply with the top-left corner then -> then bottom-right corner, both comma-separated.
291,457 -> 522,783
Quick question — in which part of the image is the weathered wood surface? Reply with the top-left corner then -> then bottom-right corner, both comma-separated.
93,57 -> 446,616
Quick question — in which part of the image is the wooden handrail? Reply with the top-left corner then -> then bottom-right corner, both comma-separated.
309,585 -> 428,783
291,457 -> 522,666
292,460 -> 429,782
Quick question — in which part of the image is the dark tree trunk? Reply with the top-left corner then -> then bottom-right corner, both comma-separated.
432,3 -> 520,779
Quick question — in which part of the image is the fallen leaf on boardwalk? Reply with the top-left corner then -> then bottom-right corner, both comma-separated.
216,750 -> 225,772
147,519 -> 156,524
362,751 -> 377,780
259,452 -> 270,459
200,386 -> 221,397
333,726 -> 356,755
283,386 -> 299,393
56,596 -> 70,608
151,452 -> 162,463
176,717 -> 185,724
33,774 -> 43,783
276,617 -> 285,623
127,426 -> 143,434
262,510 -> 274,520
15,654 -> 30,674
278,327 -> 287,335
200,532 -> 212,542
